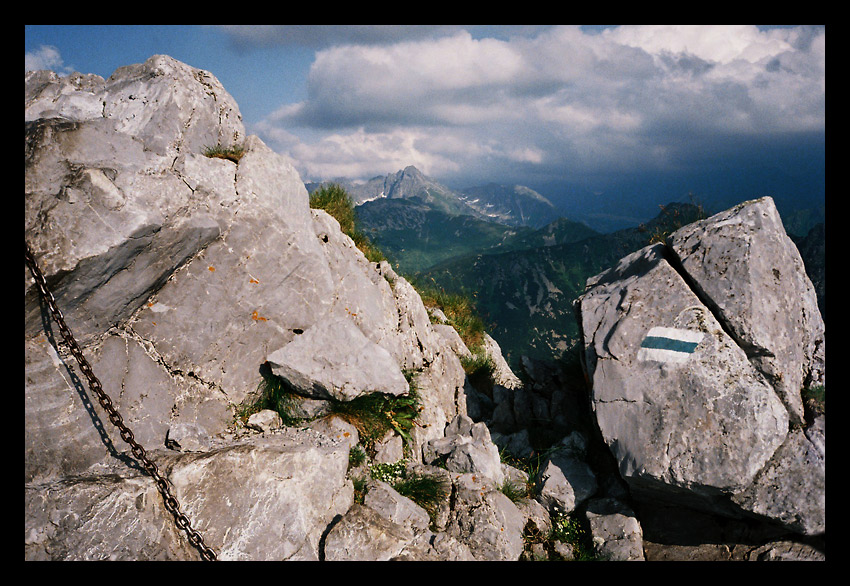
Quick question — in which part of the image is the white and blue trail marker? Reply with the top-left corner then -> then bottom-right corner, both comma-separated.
637,327 -> 703,364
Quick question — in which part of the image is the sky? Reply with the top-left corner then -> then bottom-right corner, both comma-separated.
25,25 -> 825,229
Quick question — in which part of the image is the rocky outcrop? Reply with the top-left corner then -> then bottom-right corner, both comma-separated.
576,197 -> 825,537
24,56 -> 481,560
25,55 -> 824,561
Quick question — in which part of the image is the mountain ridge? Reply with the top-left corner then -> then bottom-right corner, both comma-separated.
308,165 -> 566,230
419,203 -> 711,366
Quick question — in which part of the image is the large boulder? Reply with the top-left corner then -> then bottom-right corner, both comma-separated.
25,430 -> 353,561
577,197 -> 824,536
24,56 -> 470,560
667,197 -> 825,424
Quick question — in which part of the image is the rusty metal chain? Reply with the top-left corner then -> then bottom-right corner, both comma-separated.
25,241 -> 218,561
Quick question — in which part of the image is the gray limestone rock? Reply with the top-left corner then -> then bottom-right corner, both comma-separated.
166,422 -> 212,452
372,431 -> 405,464
577,197 -> 825,536
24,55 -> 478,561
364,480 -> 432,533
322,504 -> 415,561
26,431 -> 353,561
447,488 -> 526,561
535,451 -> 597,515
585,498 -> 645,561
308,415 -> 360,450
393,531 -> 477,561
246,409 -> 283,433
424,415 -> 504,485
433,323 -> 472,359
266,317 -> 409,402
731,424 -> 825,535
667,197 -> 825,424
482,333 -> 522,390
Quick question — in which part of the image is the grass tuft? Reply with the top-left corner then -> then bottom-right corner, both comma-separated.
329,387 -> 422,453
203,143 -> 245,163
309,184 -> 386,263
498,478 -> 530,504
369,461 -> 449,526
416,285 -> 487,352
239,368 -> 423,453
237,370 -> 302,426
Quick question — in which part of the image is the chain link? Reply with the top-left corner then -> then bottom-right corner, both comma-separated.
25,241 -> 218,561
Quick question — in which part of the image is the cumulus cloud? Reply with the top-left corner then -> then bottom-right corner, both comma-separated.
25,45 -> 69,73
252,25 -> 825,187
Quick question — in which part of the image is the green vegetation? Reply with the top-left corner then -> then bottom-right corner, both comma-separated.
355,198 -> 537,274
499,447 -> 549,498
460,353 -> 496,391
415,282 -> 497,391
202,143 -> 245,163
803,384 -> 825,416
392,470 -> 450,524
414,282 -> 488,352
349,445 -> 367,469
329,387 -> 422,453
520,511 -> 599,561
549,511 -> 599,561
368,461 -> 449,526
236,371 -> 303,426
498,477 -> 530,504
238,367 -> 423,456
309,183 -> 387,263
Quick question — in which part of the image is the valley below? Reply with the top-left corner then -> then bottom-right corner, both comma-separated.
310,168 -> 825,370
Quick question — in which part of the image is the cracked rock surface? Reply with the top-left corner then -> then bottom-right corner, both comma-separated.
25,56 -> 479,560
576,197 -> 824,536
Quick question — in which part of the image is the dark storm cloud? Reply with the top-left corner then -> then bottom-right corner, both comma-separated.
249,25 -> 824,197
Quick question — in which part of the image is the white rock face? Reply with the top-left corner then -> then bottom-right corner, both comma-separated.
266,317 -> 409,402
24,56 -> 476,560
577,197 -> 825,535
667,197 -> 825,424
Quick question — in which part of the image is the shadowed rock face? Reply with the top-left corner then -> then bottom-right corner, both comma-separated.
577,196 -> 825,536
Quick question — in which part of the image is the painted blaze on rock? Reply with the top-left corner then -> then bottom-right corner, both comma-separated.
580,243 -> 788,496
637,327 -> 703,364
577,197 -> 824,534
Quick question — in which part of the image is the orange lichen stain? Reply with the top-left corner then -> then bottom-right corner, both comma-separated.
208,266 -> 216,272
147,302 -> 154,307
343,432 -> 350,438
251,310 -> 267,322
249,278 -> 260,284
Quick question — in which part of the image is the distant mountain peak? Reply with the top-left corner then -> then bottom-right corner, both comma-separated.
457,183 -> 561,229
307,166 -> 566,229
